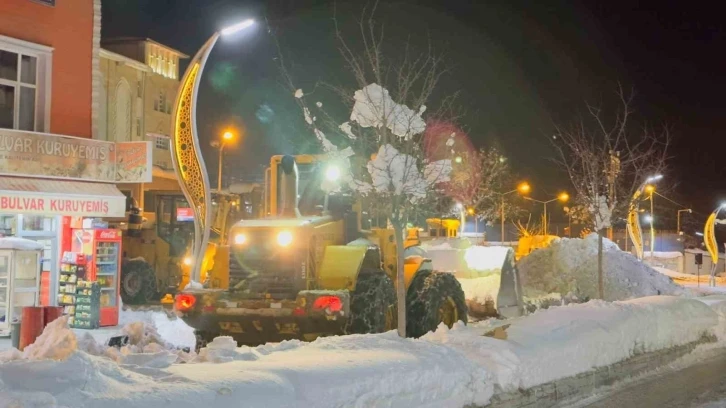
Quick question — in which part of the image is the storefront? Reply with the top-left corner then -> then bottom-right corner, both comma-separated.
0,128 -> 151,326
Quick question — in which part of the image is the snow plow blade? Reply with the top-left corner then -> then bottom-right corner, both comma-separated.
418,240 -> 523,320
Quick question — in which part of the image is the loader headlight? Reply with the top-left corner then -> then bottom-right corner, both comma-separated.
183,256 -> 193,266
325,165 -> 341,182
277,231 -> 293,247
234,233 -> 247,245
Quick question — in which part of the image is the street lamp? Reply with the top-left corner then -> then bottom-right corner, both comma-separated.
211,130 -> 235,191
523,192 -> 570,235
169,18 -> 255,283
677,208 -> 692,238
704,203 -> 726,286
627,174 -> 663,261
497,182 -> 530,243
644,184 -> 656,258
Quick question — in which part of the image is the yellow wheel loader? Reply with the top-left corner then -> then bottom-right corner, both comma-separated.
174,154 -> 469,349
115,190 -> 251,305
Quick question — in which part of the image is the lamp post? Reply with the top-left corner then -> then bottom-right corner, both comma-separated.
211,131 -> 234,191
467,207 -> 477,236
644,184 -> 656,258
704,203 -> 726,287
523,192 -> 569,235
497,182 -> 530,244
626,174 -> 662,261
677,208 -> 692,238
169,18 -> 255,283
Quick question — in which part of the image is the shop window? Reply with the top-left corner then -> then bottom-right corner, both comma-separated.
21,215 -> 54,232
0,215 -> 17,237
0,36 -> 51,132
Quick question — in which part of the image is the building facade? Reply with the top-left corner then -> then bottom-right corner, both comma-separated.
0,0 -> 98,137
99,38 -> 187,210
0,0 -> 146,316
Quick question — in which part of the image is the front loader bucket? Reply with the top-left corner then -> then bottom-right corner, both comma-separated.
495,249 -> 523,319
420,241 -> 523,320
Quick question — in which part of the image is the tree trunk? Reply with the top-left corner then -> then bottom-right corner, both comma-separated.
598,228 -> 604,299
393,223 -> 407,337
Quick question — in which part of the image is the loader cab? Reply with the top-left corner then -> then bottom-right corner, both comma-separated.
156,195 -> 195,257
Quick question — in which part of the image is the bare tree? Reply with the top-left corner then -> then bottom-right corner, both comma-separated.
552,87 -> 670,299
276,2 -> 460,337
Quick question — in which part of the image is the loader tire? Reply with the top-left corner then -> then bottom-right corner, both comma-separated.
346,270 -> 396,334
121,259 -> 157,305
406,271 -> 468,338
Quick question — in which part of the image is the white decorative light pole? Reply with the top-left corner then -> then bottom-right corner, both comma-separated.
169,19 -> 255,283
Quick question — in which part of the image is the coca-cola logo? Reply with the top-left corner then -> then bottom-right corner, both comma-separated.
98,231 -> 117,240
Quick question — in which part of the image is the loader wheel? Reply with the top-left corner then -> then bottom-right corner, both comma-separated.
121,259 -> 158,305
346,270 -> 397,334
406,271 -> 468,338
194,330 -> 217,353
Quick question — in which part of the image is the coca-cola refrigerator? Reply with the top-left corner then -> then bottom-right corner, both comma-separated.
72,229 -> 121,327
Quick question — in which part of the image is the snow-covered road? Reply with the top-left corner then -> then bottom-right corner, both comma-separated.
565,350 -> 726,408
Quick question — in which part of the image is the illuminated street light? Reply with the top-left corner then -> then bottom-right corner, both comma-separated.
628,175 -> 664,261
644,214 -> 653,223
170,17 -> 256,282
496,182 -> 532,242
211,130 -> 237,191
523,191 -> 571,235
221,19 -> 255,36
704,203 -> 726,286
454,156 -> 463,164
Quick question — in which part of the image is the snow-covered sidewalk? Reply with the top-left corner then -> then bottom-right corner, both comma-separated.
2,295 -> 725,408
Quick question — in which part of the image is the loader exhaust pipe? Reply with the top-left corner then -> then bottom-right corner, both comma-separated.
279,155 -> 301,218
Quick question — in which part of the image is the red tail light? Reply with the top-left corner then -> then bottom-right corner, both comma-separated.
175,294 -> 197,312
313,296 -> 342,313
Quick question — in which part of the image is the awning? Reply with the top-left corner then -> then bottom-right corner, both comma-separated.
0,177 -> 126,217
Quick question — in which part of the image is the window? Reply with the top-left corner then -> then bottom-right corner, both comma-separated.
155,136 -> 169,150
0,35 -> 51,132
1,50 -> 36,130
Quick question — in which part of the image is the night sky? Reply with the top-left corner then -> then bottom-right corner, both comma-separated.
102,0 -> 726,228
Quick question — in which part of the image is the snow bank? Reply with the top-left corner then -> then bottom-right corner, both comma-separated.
425,296 -> 718,390
119,308 -> 195,349
0,237 -> 43,250
518,234 -> 684,301
0,326 -> 492,408
646,251 -> 684,259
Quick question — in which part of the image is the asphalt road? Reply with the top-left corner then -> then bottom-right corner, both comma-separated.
572,352 -> 726,408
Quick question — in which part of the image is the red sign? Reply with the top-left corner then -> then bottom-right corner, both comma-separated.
177,208 -> 194,222
96,229 -> 121,241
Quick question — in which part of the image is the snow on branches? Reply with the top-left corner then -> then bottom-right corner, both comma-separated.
351,84 -> 427,140
367,144 -> 451,202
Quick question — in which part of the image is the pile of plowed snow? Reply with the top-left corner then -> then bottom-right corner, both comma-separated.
517,234 -> 685,301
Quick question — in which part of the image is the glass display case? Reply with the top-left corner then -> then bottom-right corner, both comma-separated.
0,238 -> 42,336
